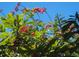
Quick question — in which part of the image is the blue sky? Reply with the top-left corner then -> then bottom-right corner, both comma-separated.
0,2 -> 79,22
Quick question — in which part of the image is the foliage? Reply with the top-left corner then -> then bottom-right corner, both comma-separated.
0,3 -> 79,57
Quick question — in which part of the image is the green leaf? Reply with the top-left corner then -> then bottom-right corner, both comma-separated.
0,36 -> 9,46
1,19 -> 13,28
52,40 -> 60,47
0,32 -> 9,38
72,52 -> 79,57
38,21 -> 44,26
8,36 -> 16,46
34,31 -> 43,39
7,13 -> 15,24
19,46 -> 26,51
27,20 -> 35,25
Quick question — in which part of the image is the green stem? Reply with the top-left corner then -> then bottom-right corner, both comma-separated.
45,11 -> 53,22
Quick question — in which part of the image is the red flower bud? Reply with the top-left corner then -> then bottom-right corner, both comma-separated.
31,32 -> 35,36
22,8 -> 30,13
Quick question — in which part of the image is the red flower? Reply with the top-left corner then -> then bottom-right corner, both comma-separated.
19,26 -> 29,33
32,8 -> 46,13
32,8 -> 39,13
37,8 -> 46,13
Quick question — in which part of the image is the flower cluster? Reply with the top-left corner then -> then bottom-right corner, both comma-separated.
44,24 -> 52,29
19,26 -> 29,33
19,25 -> 35,36
32,8 -> 46,13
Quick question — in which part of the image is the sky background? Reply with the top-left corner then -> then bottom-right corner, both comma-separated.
0,2 -> 79,22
